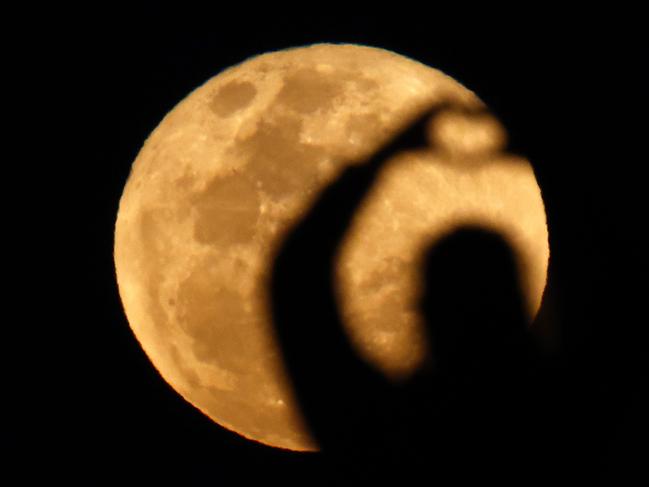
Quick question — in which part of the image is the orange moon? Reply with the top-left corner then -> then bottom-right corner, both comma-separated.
114,44 -> 549,451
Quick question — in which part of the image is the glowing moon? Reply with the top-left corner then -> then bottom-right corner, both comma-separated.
114,44 -> 549,451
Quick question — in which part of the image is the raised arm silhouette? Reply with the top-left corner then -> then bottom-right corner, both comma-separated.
270,103 -> 548,483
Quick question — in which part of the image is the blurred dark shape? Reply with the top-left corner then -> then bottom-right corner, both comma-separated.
270,105 -> 558,483
421,227 -> 533,376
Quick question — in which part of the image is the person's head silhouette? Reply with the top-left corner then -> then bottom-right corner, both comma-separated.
419,225 -> 530,378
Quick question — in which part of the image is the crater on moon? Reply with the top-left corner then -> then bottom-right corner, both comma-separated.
237,114 -> 326,198
211,80 -> 258,117
114,44 -> 549,452
192,174 -> 260,245
276,68 -> 344,113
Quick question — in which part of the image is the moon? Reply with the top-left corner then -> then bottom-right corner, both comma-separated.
114,44 -> 549,451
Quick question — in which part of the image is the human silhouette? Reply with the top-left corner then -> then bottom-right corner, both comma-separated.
270,105 -> 554,484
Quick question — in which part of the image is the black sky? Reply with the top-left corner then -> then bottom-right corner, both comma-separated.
14,8 -> 647,485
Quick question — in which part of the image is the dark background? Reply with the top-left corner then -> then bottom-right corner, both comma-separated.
14,8 -> 646,484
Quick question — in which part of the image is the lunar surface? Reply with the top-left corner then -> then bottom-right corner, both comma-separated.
114,44 -> 549,451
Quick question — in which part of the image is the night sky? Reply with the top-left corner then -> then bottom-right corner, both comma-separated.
15,9 -> 647,485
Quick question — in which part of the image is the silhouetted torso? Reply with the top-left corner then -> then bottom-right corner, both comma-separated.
270,106 -> 563,484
